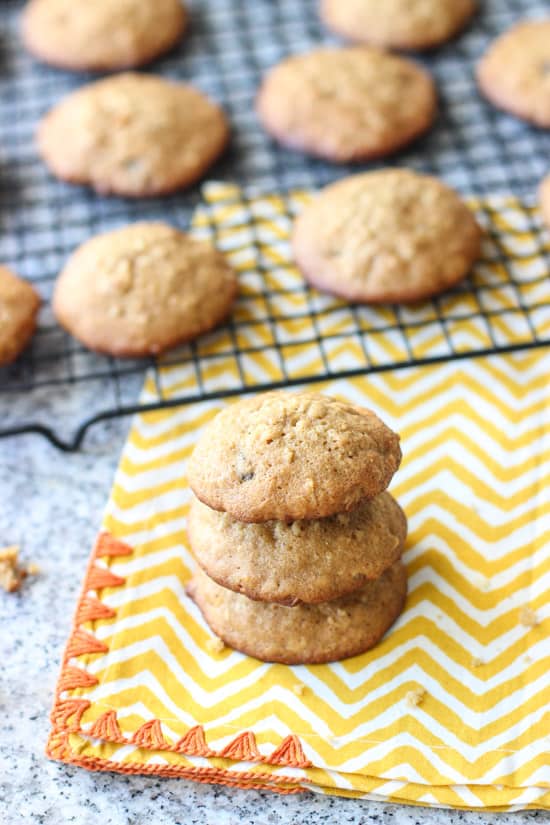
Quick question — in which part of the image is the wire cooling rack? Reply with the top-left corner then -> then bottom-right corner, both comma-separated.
0,0 -> 549,450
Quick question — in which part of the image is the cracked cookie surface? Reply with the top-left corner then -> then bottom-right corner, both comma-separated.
22,0 -> 187,72
187,562 -> 407,664
477,20 -> 550,128
187,390 -> 401,522
38,73 -> 229,197
0,266 -> 41,367
256,46 -> 436,162
321,0 -> 476,50
188,491 -> 407,605
53,223 -> 237,357
292,169 -> 482,304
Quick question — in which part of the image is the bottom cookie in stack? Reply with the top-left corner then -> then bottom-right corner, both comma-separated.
187,561 -> 407,666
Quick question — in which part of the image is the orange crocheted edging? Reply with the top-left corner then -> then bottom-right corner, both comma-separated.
46,731 -> 303,793
47,531 -> 311,792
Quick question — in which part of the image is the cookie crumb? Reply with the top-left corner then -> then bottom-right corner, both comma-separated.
292,683 -> 306,697
405,688 -> 426,708
26,563 -> 41,576
519,607 -> 539,628
471,657 -> 484,668
206,637 -> 225,654
472,573 -> 490,592
0,546 -> 26,593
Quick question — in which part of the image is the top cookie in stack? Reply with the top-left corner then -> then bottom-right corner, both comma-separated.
187,391 -> 401,523
186,391 -> 407,664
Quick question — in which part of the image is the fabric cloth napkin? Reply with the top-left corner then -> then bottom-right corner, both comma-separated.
47,184 -> 550,811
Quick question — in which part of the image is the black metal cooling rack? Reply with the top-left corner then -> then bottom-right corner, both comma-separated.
0,0 -> 549,451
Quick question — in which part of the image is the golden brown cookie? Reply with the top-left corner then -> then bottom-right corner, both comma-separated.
540,174 -> 550,229
292,169 -> 482,304
188,492 -> 407,605
0,267 -> 41,367
22,0 -> 187,72
321,0 -> 476,50
187,390 -> 401,523
53,223 -> 237,357
477,20 -> 550,127
256,46 -> 436,163
37,73 -> 229,198
187,562 -> 407,664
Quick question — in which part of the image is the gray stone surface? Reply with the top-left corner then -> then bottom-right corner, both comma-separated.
0,414 -> 546,824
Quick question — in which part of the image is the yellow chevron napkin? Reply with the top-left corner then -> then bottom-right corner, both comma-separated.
47,185 -> 550,811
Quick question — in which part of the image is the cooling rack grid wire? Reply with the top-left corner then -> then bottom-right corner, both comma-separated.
0,0 -> 549,450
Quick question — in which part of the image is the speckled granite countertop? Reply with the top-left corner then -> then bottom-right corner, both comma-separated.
0,413 -> 545,825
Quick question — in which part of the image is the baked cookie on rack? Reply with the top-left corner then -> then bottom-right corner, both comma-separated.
477,19 -> 550,128
256,46 -> 436,162
540,174 -> 550,229
22,0 -> 187,72
0,266 -> 41,367
187,390 -> 401,522
187,562 -> 407,664
53,223 -> 237,357
188,491 -> 407,605
38,73 -> 229,197
292,169 -> 482,303
320,0 -> 476,50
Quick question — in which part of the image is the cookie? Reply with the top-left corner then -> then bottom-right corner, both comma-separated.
0,266 -> 41,367
187,390 -> 401,523
256,47 -> 436,163
37,73 -> 229,197
53,223 -> 237,357
188,491 -> 407,605
540,174 -> 550,229
22,0 -> 187,72
321,0 -> 476,50
477,20 -> 550,128
292,169 -> 482,304
187,562 -> 407,665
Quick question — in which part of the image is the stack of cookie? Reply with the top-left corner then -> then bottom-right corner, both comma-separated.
186,390 -> 407,665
